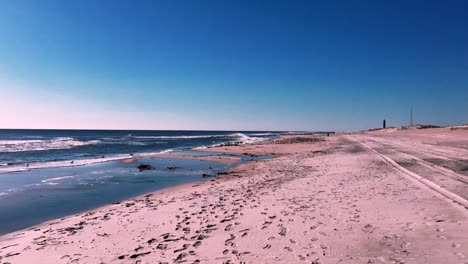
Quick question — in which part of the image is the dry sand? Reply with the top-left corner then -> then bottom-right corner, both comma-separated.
200,135 -> 329,157
0,131 -> 467,263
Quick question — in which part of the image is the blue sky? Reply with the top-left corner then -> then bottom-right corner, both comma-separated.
0,0 -> 467,131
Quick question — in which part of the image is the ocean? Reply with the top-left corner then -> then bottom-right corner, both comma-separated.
0,130 -> 286,173
0,129 -> 300,235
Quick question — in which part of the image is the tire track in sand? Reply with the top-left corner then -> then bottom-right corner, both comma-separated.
352,136 -> 468,210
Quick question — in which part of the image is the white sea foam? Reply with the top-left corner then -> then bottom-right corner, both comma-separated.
0,154 -> 131,174
0,132 -> 277,174
194,146 -> 208,150
41,175 -> 75,183
41,175 -> 77,186
0,147 -> 182,174
285,131 -> 309,135
0,137 -> 100,153
195,133 -> 269,149
127,141 -> 146,146
159,148 -> 174,154
134,135 -> 226,139
0,192 -> 7,196
0,143 -> 185,174
231,133 -> 268,144
44,182 -> 59,185
119,132 -> 277,141
136,149 -> 175,157
249,133 -> 275,136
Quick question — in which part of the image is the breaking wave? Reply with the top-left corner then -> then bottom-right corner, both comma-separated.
41,175 -> 75,183
0,137 -> 100,153
133,135 -> 226,139
195,133 -> 270,149
0,131 -> 284,173
0,154 -> 131,174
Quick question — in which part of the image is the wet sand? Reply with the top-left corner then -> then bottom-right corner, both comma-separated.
120,153 -> 242,165
150,154 -> 242,165
0,131 -> 467,263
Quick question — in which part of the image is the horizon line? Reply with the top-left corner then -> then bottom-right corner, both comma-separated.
0,127 -> 325,132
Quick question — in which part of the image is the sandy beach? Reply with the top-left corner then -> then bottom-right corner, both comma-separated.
0,130 -> 467,263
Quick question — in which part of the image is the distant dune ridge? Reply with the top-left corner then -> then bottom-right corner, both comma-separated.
368,124 -> 468,132
265,136 -> 325,144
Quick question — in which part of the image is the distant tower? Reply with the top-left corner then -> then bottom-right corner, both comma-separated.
410,106 -> 413,126
383,119 -> 386,129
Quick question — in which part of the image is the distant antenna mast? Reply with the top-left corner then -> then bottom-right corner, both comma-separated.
410,106 -> 413,126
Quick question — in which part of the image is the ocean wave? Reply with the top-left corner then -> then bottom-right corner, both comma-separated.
0,137 -> 101,153
249,133 -> 275,136
127,141 -> 146,146
135,149 -> 175,157
193,146 -> 208,150
107,132 -> 277,141
41,175 -> 75,183
232,133 -> 268,144
133,135 -> 226,139
0,154 -> 131,174
195,133 -> 269,149
285,131 -> 308,135
158,148 -> 174,154
43,182 -> 59,186
0,132 -> 277,173
0,145 -> 182,174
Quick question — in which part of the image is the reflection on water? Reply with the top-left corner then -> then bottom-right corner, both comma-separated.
0,156 -> 227,235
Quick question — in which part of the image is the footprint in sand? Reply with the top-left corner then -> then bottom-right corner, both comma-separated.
452,243 -> 461,248
193,241 -> 201,248
225,234 -> 236,247
400,242 -> 411,248
156,244 -> 168,250
278,225 -> 287,236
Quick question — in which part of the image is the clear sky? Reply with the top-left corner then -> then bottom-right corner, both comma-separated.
1,0 -> 467,131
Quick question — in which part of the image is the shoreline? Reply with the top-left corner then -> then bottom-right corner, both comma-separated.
0,135 -> 323,235
0,152 -> 236,236
0,136 -> 295,236
0,132 -> 313,174
0,131 -> 281,174
1,131 -> 467,263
